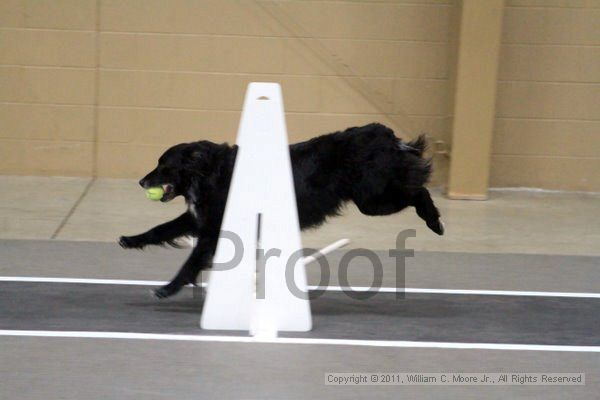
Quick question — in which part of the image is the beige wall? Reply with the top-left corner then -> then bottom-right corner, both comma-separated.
1,0 -> 599,191
0,0 -> 97,176
0,0 -> 453,183
491,0 -> 600,191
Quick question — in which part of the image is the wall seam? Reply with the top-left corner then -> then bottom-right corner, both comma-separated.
91,0 -> 101,178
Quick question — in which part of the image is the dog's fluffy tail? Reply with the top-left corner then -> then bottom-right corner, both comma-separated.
398,134 -> 433,187
406,134 -> 427,156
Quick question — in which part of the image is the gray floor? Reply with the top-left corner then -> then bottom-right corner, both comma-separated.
1,336 -> 598,400
1,239 -> 599,399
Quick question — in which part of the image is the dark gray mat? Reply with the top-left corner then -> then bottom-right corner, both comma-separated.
1,282 -> 598,346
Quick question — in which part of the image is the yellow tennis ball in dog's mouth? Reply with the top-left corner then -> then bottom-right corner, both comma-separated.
146,187 -> 164,201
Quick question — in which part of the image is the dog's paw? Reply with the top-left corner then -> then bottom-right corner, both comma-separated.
152,284 -> 181,299
427,218 -> 445,236
118,235 -> 146,249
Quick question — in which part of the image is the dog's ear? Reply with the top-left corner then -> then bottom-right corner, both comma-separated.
184,149 -> 209,171
182,142 -> 220,175
191,150 -> 205,160
183,141 -> 231,175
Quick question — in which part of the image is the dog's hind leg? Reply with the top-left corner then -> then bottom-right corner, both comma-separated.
352,178 -> 411,216
411,188 -> 444,235
354,186 -> 444,236
354,193 -> 408,216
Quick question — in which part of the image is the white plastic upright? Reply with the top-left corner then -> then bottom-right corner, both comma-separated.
200,82 -> 312,334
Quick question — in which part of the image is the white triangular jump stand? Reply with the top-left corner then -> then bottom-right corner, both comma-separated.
200,82 -> 312,335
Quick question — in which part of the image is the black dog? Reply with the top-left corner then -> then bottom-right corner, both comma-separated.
119,123 -> 444,298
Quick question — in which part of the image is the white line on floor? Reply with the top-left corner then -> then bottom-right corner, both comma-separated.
0,276 -> 169,286
1,276 -> 599,299
0,329 -> 598,352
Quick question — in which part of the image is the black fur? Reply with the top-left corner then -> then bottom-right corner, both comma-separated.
119,123 -> 444,298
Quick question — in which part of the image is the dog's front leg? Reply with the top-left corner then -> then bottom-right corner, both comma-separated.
153,232 -> 217,299
119,212 -> 195,249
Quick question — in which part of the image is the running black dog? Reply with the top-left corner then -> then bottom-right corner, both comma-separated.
119,123 -> 444,298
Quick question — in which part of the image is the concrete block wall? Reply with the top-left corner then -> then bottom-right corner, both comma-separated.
1,0 -> 599,191
1,0 -> 453,183
491,0 -> 600,191
0,0 -> 97,176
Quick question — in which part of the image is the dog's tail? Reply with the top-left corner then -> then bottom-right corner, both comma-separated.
403,134 -> 427,157
397,134 -> 433,187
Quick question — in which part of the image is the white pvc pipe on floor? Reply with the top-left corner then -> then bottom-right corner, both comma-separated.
302,238 -> 350,266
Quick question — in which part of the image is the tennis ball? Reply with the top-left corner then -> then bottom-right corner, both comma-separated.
146,187 -> 164,201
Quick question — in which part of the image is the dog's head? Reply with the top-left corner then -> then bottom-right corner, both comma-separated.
139,141 -> 224,202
